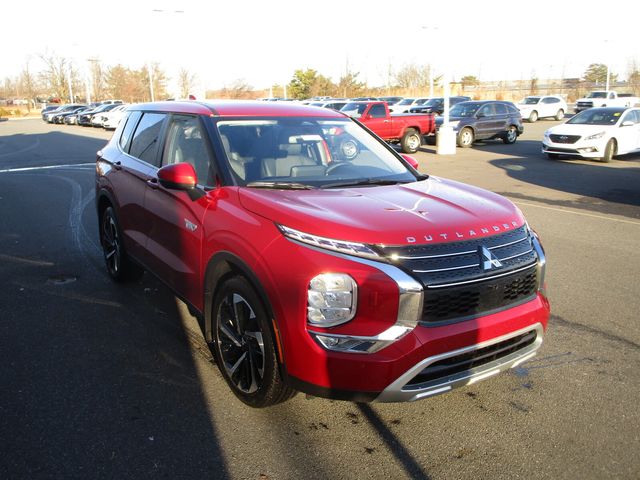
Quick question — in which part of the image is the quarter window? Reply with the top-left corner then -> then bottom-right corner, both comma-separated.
119,111 -> 142,151
129,113 -> 166,166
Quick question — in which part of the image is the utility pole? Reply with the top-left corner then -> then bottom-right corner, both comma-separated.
67,63 -> 74,103
148,63 -> 155,102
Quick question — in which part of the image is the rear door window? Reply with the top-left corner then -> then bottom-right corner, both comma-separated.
494,103 -> 508,115
129,113 -> 166,166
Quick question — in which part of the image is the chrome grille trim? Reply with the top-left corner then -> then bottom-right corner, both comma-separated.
390,236 -> 529,260
426,264 -> 537,289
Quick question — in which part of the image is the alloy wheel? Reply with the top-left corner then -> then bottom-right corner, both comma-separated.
217,293 -> 265,394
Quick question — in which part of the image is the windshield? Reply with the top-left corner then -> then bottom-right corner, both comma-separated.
215,117 -> 416,188
567,109 -> 624,125
340,103 -> 368,118
424,98 -> 443,107
520,97 -> 540,105
398,99 -> 415,105
449,102 -> 481,117
586,92 -> 607,99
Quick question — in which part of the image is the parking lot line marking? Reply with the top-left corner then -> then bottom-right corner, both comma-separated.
0,163 -> 95,173
513,200 -> 640,226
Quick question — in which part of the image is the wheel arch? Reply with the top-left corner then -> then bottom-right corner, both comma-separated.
96,188 -> 118,220
203,251 -> 278,345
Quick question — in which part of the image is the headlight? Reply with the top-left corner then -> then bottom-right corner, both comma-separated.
278,224 -> 380,260
307,273 -> 357,327
543,131 -> 550,139
447,120 -> 460,128
584,131 -> 605,141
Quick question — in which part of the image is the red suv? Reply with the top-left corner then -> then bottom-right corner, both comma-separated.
96,101 -> 550,407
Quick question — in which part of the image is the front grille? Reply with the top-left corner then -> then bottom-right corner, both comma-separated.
577,101 -> 593,108
405,330 -> 537,387
549,134 -> 580,144
421,267 -> 537,323
377,225 -> 539,324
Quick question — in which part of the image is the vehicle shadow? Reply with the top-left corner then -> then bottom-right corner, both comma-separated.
481,140 -> 640,219
0,164 -> 230,478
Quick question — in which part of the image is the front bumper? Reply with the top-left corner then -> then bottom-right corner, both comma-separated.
267,235 -> 550,402
542,139 -> 606,158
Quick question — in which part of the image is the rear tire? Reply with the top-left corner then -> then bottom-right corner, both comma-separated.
211,276 -> 296,407
555,109 -> 564,121
100,206 -> 144,282
457,127 -> 474,148
528,111 -> 538,122
502,125 -> 518,144
400,128 -> 421,153
599,139 -> 616,163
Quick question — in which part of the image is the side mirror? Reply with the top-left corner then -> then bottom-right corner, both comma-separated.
621,120 -> 634,127
158,162 -> 197,190
401,154 -> 419,170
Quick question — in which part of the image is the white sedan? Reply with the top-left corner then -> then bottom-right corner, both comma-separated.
518,95 -> 567,122
102,105 -> 128,130
389,97 -> 430,113
542,107 -> 640,162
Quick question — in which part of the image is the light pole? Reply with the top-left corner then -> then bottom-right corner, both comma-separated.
149,8 -> 185,100
422,25 -> 455,155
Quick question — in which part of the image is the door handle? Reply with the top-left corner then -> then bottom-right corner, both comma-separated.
384,120 -> 390,123
146,178 -> 159,189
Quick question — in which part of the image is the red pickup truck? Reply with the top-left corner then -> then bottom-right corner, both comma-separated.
341,101 -> 435,153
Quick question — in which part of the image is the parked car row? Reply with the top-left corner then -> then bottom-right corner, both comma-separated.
41,101 -> 127,130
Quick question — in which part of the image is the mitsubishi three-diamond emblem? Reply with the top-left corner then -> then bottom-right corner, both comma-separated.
479,246 -> 503,270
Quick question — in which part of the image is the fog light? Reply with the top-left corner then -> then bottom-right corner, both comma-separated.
307,273 -> 357,327
314,334 -> 376,352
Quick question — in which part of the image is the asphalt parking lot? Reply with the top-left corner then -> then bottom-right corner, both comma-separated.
1,117 -> 639,479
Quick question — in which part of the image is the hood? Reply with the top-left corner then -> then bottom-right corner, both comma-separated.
238,177 -> 525,246
547,123 -> 611,136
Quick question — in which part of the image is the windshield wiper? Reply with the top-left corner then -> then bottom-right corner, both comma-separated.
320,178 -> 412,189
246,181 -> 315,190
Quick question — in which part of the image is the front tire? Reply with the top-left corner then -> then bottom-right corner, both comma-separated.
528,111 -> 538,122
100,206 -> 143,282
503,125 -> 518,144
211,276 -> 296,407
599,139 -> 616,163
400,128 -> 421,153
457,127 -> 474,148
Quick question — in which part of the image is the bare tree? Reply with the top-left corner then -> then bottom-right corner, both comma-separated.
627,58 -> 640,96
39,51 -> 74,101
20,62 -> 39,111
178,68 -> 197,98
393,63 -> 431,95
88,58 -> 106,102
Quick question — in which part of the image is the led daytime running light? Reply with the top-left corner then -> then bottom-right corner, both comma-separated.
278,225 -> 380,259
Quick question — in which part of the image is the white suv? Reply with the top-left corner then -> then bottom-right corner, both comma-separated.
518,95 -> 567,122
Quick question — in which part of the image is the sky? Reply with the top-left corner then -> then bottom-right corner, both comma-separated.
2,0 -> 639,97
